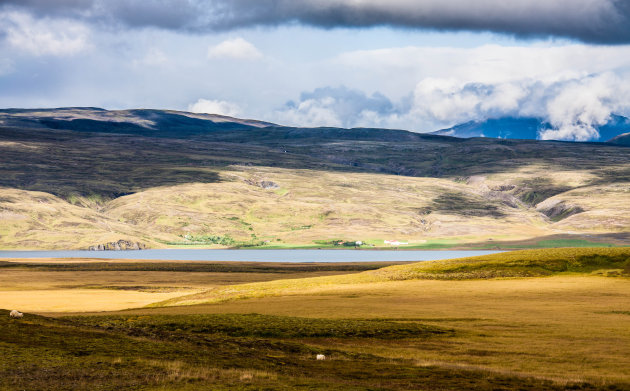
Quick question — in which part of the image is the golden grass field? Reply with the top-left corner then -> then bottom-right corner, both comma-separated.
131,276 -> 630,384
2,248 -> 629,388
0,259 -> 376,312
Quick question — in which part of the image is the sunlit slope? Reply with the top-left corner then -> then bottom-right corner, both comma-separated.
1,164 -> 629,249
0,189 -> 150,249
102,167 -> 551,246
155,247 -> 630,306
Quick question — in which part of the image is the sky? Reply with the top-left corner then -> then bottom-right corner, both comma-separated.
1,0 -> 630,140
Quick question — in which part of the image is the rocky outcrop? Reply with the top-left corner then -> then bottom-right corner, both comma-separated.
244,178 -> 279,189
88,240 -> 146,251
491,184 -> 516,192
537,200 -> 585,222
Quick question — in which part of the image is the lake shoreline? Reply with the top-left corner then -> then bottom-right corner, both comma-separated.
0,249 -> 504,263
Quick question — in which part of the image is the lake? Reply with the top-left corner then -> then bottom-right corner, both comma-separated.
0,249 -> 503,263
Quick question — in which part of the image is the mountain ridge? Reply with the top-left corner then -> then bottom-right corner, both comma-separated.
3,107 -> 630,144
432,115 -> 630,142
0,107 -> 275,138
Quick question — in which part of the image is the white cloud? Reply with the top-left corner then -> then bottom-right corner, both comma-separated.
408,78 -> 537,127
300,44 -> 630,139
540,72 -> 630,141
188,98 -> 242,117
407,73 -> 630,139
276,97 -> 343,128
403,66 -> 630,141
207,38 -> 263,60
335,44 -> 630,89
274,86 -> 405,128
275,70 -> 630,140
1,11 -> 90,56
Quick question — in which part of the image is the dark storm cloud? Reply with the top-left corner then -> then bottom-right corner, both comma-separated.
0,0 -> 93,16
106,1 -> 200,30
1,0 -> 629,44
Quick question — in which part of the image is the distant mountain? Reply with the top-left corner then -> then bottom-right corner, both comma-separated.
609,132 -> 630,146
432,115 -> 630,142
0,107 -> 275,138
6,108 -> 629,144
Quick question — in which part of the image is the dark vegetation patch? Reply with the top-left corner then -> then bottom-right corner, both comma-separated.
539,202 -> 585,222
594,167 -> 630,184
244,178 -> 279,189
0,196 -> 15,203
491,184 -> 516,191
355,317 -> 483,322
0,310 -> 617,390
422,192 -> 506,218
67,314 -> 452,340
64,285 -> 183,292
515,178 -> 572,206
313,239 -> 366,247
166,234 -> 236,246
39,118 -> 152,134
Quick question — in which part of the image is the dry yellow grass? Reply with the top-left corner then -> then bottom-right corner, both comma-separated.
0,260 -> 372,312
129,276 -> 630,384
0,269 -> 354,291
153,247 -> 630,306
0,289 -> 198,312
3,249 -> 629,384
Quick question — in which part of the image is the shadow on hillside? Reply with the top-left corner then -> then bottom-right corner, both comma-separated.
0,126 -> 222,201
1,124 -> 629,202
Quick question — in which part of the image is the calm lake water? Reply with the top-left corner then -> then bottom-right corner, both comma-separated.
0,249 -> 503,263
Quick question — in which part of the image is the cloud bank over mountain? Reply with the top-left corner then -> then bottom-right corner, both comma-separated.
276,72 -> 630,142
2,0 -> 629,44
277,86 -> 406,129
274,45 -> 630,141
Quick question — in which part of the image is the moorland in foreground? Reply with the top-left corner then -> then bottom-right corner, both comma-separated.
2,247 -> 630,390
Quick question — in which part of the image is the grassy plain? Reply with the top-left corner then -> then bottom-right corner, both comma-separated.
0,260 -> 394,312
131,276 -> 630,385
154,247 -> 630,306
1,248 -> 630,389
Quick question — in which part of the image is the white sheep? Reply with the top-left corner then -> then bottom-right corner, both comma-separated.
9,310 -> 23,319
316,354 -> 326,361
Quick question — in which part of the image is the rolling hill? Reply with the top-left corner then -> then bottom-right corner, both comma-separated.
0,108 -> 629,250
609,132 -> 630,146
